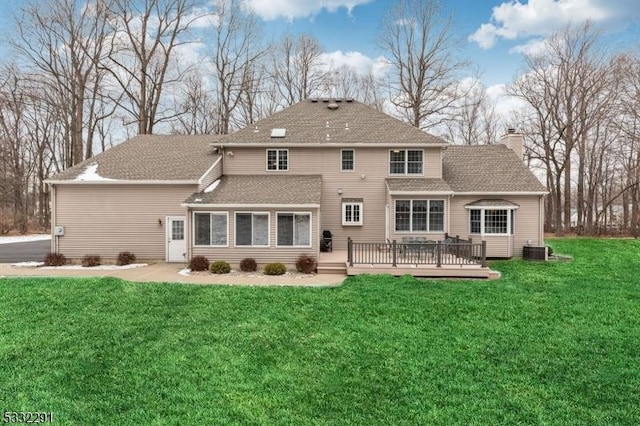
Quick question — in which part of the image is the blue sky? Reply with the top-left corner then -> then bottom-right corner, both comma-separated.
1,0 -> 639,100
252,0 -> 640,88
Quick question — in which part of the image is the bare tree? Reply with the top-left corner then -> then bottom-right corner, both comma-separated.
445,80 -> 499,145
13,0 -> 113,166
509,22 -> 615,234
271,34 -> 326,106
171,70 -> 219,134
357,71 -> 385,110
210,0 -> 266,134
378,0 -> 469,129
104,0 -> 201,134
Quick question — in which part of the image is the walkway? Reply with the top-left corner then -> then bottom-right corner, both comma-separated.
0,263 -> 346,287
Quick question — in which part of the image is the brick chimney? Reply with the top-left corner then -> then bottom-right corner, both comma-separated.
500,128 -> 524,161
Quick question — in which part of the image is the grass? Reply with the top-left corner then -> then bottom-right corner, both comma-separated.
1,238 -> 640,425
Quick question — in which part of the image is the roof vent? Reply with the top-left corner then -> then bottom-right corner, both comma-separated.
327,102 -> 339,110
322,98 -> 329,102
310,98 -> 318,103
345,98 -> 354,102
335,98 -> 343,102
507,128 -> 516,134
271,128 -> 286,138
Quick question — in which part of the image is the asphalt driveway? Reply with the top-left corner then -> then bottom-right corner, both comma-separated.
0,240 -> 50,263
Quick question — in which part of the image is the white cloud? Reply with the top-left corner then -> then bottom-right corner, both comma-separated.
469,0 -> 633,50
242,0 -> 372,21
486,84 -> 527,118
319,50 -> 388,76
509,38 -> 550,56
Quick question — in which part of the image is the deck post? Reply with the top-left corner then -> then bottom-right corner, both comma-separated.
392,239 -> 397,267
347,237 -> 353,267
436,241 -> 442,267
481,240 -> 487,267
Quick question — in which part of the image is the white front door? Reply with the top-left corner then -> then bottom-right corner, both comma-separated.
166,216 -> 186,262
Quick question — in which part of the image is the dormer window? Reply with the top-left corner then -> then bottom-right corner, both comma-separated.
389,149 -> 423,175
266,149 -> 288,171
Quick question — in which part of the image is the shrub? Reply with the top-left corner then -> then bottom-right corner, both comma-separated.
81,255 -> 101,267
239,258 -> 257,272
117,251 -> 136,266
44,252 -> 66,267
263,262 -> 287,276
295,254 -> 317,274
546,245 -> 554,256
189,255 -> 210,272
210,260 -> 231,274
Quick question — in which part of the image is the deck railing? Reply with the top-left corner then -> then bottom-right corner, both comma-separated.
347,237 -> 487,268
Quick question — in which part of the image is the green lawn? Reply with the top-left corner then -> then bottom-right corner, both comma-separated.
1,238 -> 639,425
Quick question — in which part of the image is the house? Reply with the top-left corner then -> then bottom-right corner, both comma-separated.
47,99 -> 546,275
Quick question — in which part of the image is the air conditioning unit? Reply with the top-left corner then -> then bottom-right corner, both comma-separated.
54,226 -> 64,236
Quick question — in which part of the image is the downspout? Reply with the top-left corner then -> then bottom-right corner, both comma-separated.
539,195 -> 545,245
50,184 -> 57,254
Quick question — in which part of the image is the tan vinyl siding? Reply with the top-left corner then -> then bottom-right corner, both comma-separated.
53,184 -> 197,260
190,207 -> 319,267
221,147 -> 444,248
449,195 -> 543,258
198,157 -> 223,191
424,147 -> 442,178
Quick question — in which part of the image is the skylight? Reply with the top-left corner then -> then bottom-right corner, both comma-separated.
271,128 -> 286,138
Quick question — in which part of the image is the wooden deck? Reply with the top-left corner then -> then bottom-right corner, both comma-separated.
319,250 -> 498,279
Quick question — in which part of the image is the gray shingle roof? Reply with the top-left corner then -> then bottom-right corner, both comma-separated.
50,134 -> 220,182
465,199 -> 520,208
220,99 -> 446,146
443,145 -> 546,193
185,175 -> 322,205
386,178 -> 452,193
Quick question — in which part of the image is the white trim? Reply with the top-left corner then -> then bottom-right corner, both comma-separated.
46,180 -> 199,185
192,211 -> 229,247
275,212 -> 313,248
464,205 -> 519,210
183,203 -> 320,209
340,149 -> 355,172
468,208 -> 514,236
342,201 -> 363,226
454,191 -> 548,195
165,216 -> 186,262
216,143 -> 449,148
266,148 -> 289,172
393,199 -> 446,233
388,191 -> 454,196
234,211 -> 270,247
388,149 -> 425,176
197,157 -> 222,185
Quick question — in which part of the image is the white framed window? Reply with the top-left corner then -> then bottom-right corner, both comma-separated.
193,212 -> 228,246
394,199 -> 445,232
342,202 -> 363,226
235,212 -> 270,246
341,149 -> 354,171
389,149 -> 423,175
468,209 -> 516,235
266,149 -> 288,171
276,213 -> 311,247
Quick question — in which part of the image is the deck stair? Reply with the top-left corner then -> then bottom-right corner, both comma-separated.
317,261 -> 347,275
